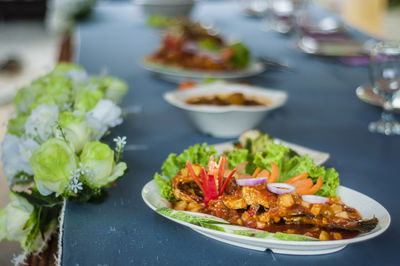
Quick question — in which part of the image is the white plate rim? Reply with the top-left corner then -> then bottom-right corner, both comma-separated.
140,59 -> 266,79
296,36 -> 366,57
142,180 -> 390,248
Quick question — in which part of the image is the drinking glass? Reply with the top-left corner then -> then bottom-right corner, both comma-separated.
265,0 -> 308,34
368,41 -> 400,135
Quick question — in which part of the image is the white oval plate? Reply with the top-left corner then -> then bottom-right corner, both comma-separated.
142,180 -> 390,255
140,60 -> 265,83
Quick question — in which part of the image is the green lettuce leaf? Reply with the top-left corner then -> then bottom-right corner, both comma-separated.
161,153 -> 183,180
161,143 -> 217,179
278,155 -> 339,197
154,143 -> 216,200
197,39 -> 221,52
253,142 -> 290,172
154,173 -> 176,202
315,168 -> 339,197
146,15 -> 179,28
230,42 -> 250,68
231,131 -> 339,196
226,148 -> 249,170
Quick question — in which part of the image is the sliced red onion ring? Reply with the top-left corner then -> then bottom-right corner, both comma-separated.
236,177 -> 267,186
302,195 -> 328,204
267,183 -> 295,194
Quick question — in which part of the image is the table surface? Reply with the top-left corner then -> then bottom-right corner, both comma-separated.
62,2 -> 399,266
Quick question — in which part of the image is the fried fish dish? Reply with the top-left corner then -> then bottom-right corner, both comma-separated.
171,156 -> 378,241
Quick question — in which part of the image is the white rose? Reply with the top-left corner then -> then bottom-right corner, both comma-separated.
0,193 -> 34,246
25,104 -> 59,143
64,69 -> 89,85
86,99 -> 123,139
0,192 -> 56,252
1,134 -> 40,186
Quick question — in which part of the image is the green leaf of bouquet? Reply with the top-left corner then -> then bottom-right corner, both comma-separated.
24,207 -> 41,250
15,191 -> 62,208
87,189 -> 109,204
66,183 -> 99,204
38,206 -> 60,240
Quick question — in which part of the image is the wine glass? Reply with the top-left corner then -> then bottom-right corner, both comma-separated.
264,0 -> 308,34
368,41 -> 400,135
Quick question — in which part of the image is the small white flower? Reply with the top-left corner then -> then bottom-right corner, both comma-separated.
61,102 -> 73,112
25,104 -> 59,143
70,179 -> 83,194
66,162 -> 94,194
113,136 -> 127,150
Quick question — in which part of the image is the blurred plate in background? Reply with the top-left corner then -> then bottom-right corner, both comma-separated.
140,60 -> 266,83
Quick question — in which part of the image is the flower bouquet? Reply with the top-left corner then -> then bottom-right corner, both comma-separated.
0,63 -> 129,262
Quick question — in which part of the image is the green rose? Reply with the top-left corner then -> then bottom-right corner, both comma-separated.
28,95 -> 58,112
52,63 -> 84,75
100,76 -> 128,104
57,112 -> 94,153
13,85 -> 43,114
7,114 -> 28,137
80,141 -> 127,188
0,193 -> 34,247
74,87 -> 104,111
44,75 -> 73,108
30,138 -> 77,195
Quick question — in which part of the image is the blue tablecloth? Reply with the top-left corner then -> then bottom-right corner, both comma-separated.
62,2 -> 399,265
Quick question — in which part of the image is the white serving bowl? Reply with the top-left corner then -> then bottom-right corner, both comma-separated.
135,0 -> 196,17
163,82 -> 288,138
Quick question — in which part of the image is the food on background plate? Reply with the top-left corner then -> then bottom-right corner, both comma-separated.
185,92 -> 272,106
146,21 -> 251,71
154,131 -> 378,241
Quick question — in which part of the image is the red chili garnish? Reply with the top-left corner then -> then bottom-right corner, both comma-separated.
217,156 -> 225,190
206,174 -> 218,205
219,167 -> 237,196
186,161 -> 203,191
200,167 -> 208,196
186,156 -> 237,207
